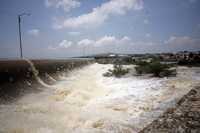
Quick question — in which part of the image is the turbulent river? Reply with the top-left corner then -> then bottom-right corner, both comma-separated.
0,63 -> 200,133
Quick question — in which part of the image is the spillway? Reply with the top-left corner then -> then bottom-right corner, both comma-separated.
0,63 -> 200,133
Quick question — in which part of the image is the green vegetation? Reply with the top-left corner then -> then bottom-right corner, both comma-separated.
135,60 -> 176,77
178,54 -> 200,67
103,58 -> 176,78
103,64 -> 129,78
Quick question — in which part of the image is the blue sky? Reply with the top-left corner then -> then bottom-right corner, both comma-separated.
0,0 -> 200,59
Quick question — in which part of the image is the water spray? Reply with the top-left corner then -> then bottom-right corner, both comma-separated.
24,59 -> 55,88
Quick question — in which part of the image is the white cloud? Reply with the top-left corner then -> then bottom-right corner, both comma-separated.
68,31 -> 81,36
55,0 -> 143,29
48,46 -> 57,50
129,36 -> 200,53
49,36 -> 130,51
143,19 -> 149,24
45,0 -> 52,7
28,29 -> 40,36
48,35 -> 200,55
45,0 -> 80,12
77,36 -> 131,47
145,33 -> 151,38
59,39 -> 72,48
48,39 -> 73,50
95,36 -> 117,47
76,36 -> 132,55
164,36 -> 194,45
78,39 -> 94,47
164,36 -> 200,51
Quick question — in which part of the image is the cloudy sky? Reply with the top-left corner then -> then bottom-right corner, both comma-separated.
0,0 -> 200,59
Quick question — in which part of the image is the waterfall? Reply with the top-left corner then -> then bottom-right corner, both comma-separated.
24,59 -> 55,88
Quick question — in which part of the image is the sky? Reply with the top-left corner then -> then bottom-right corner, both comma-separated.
0,0 -> 200,59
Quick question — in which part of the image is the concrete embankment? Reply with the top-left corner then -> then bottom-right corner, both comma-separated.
0,59 -> 93,103
140,85 -> 200,133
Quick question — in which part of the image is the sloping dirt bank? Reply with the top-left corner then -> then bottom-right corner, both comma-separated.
140,85 -> 200,133
0,59 -> 93,103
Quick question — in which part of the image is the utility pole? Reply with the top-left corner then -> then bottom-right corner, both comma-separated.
18,13 -> 30,59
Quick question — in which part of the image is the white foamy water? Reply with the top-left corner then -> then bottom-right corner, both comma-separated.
0,63 -> 199,133
25,59 -> 55,88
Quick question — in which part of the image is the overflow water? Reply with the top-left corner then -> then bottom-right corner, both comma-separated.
0,63 -> 200,133
24,59 -> 55,88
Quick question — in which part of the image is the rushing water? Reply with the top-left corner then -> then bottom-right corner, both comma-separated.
0,63 -> 199,133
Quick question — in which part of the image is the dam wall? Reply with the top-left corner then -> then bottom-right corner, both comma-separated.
0,58 -> 93,102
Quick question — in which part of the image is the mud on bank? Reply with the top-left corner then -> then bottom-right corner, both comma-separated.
0,59 -> 93,103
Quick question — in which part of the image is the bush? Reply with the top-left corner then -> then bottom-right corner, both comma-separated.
135,60 -> 176,77
148,61 -> 169,77
178,59 -> 200,67
103,64 -> 129,78
159,69 -> 176,77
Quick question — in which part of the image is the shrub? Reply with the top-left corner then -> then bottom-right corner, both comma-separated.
103,64 -> 129,78
148,61 -> 169,77
159,69 -> 176,77
122,57 -> 134,64
178,59 -> 200,67
135,60 -> 176,77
